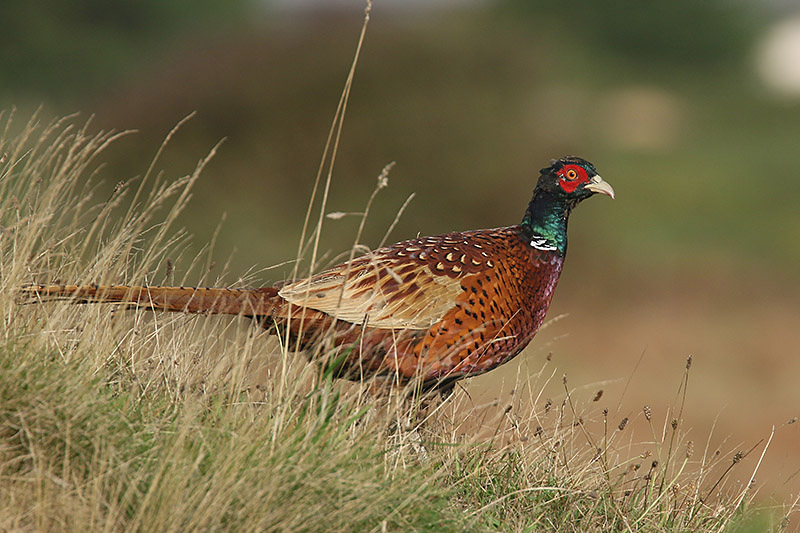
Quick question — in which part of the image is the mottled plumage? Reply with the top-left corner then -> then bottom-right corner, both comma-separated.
21,157 -> 614,390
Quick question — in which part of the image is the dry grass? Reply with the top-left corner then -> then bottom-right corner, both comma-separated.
0,110 -> 459,531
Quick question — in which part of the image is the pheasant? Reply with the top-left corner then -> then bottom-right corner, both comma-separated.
22,157 -> 614,391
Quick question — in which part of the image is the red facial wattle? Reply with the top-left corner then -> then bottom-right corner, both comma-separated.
557,164 -> 589,193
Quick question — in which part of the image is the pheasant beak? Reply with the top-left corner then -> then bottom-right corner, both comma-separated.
585,175 -> 615,199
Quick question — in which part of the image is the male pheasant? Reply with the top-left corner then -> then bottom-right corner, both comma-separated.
23,157 -> 613,390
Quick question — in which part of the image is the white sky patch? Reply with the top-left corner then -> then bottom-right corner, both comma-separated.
757,15 -> 800,97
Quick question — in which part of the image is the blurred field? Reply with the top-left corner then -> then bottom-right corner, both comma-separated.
2,0 -> 799,510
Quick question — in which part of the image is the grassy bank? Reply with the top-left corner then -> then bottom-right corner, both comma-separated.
0,112 -> 788,531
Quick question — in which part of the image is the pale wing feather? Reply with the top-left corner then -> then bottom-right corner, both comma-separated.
278,256 -> 462,329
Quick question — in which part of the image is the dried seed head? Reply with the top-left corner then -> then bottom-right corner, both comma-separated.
733,451 -> 744,464
643,405 -> 652,421
165,259 -> 174,278
534,426 -> 543,438
546,352 -> 553,361
562,374 -> 568,385
641,450 -> 652,459
671,418 -> 678,430
376,162 -> 394,189
544,398 -> 552,413
603,408 -> 608,417
686,355 -> 693,370
113,180 -> 125,193
504,404 -> 512,414
651,460 -> 659,469
788,417 -> 797,425
618,417 -> 629,431
593,389 -> 604,402
633,463 -> 641,471
686,440 -> 694,458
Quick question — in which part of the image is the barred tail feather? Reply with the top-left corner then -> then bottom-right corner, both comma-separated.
19,284 -> 280,317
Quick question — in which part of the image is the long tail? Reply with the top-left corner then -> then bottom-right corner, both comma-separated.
19,284 -> 281,317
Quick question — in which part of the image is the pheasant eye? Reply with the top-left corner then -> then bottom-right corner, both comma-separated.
565,168 -> 578,180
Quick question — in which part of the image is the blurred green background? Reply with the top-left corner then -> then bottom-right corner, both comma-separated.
4,0 -> 800,502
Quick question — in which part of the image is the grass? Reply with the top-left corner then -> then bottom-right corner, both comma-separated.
0,109 -> 795,531
0,110 -> 461,531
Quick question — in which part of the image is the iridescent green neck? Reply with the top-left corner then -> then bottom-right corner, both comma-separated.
521,189 -> 574,254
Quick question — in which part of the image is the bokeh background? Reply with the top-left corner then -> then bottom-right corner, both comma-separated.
4,0 -> 800,503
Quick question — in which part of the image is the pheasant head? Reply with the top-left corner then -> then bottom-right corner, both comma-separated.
522,156 -> 615,254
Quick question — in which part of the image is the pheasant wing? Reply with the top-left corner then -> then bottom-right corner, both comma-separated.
278,250 -> 462,330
